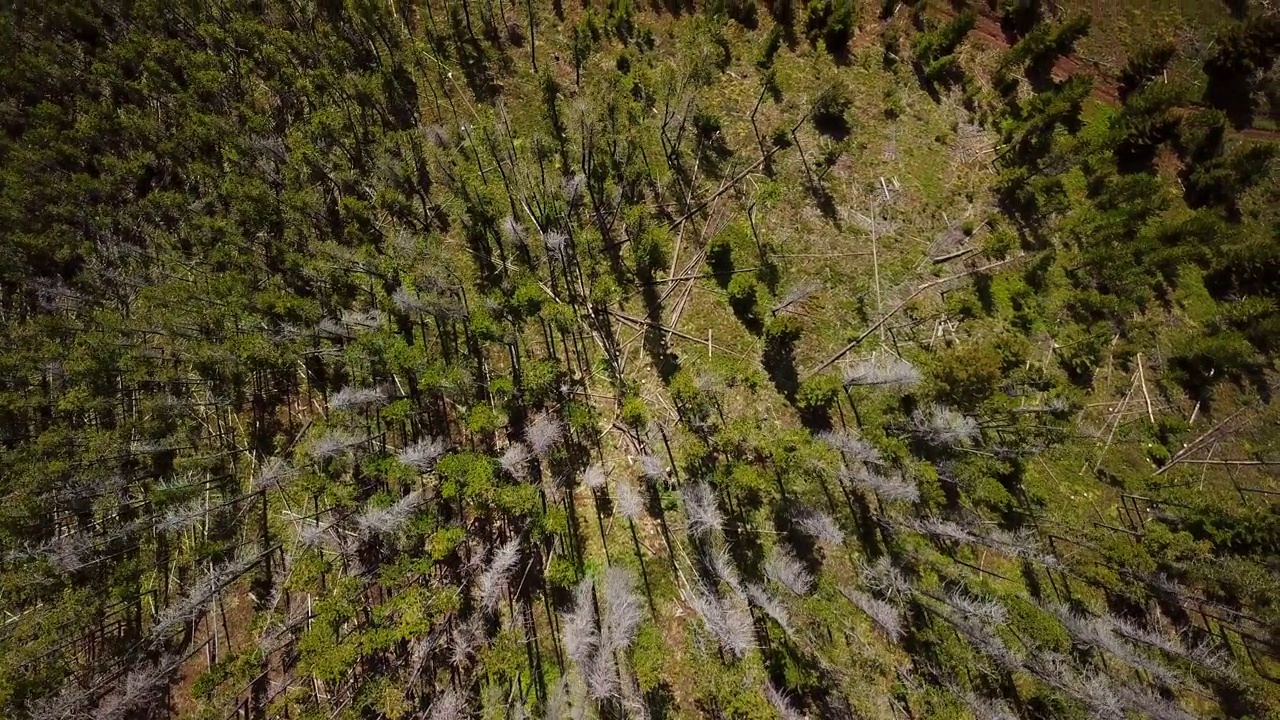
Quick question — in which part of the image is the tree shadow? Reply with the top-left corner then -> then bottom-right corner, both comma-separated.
762,319 -> 801,401
645,682 -> 677,720
640,283 -> 681,383
805,180 -> 841,226
910,62 -> 944,104
449,9 -> 502,103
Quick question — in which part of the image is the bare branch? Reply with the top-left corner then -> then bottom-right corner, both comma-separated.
527,413 -> 564,458
328,385 -> 386,412
614,480 -> 644,522
479,538 -> 523,612
795,508 -> 844,547
355,491 -> 423,538
841,586 -> 904,641
500,442 -> 532,480
765,545 -> 813,596
583,463 -> 609,490
682,583 -> 753,658
765,682 -> 804,720
910,404 -> 979,447
681,481 -> 724,539
842,354 -> 921,391
399,436 -> 450,470
818,430 -> 884,465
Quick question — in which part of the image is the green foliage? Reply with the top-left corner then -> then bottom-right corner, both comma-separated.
1183,143 -> 1278,215
805,0 -> 855,56
796,374 -> 841,428
813,81 -> 854,138
1110,81 -> 1188,167
520,358 -> 563,405
630,223 -> 672,282
2,2 -> 1278,717
930,341 -> 1003,410
1000,0 -> 1042,37
757,24 -> 786,70
1203,15 -> 1280,126
631,624 -> 668,692
621,394 -> 650,431
1169,330 -> 1262,391
437,452 -> 497,501
912,11 -> 974,68
1119,41 -> 1176,99
762,315 -> 803,399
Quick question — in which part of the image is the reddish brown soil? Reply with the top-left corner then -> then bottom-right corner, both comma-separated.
947,6 -> 1278,138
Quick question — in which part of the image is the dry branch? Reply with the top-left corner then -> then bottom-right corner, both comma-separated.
804,256 -> 1024,379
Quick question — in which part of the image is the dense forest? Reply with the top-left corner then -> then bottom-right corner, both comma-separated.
1,0 -> 1278,718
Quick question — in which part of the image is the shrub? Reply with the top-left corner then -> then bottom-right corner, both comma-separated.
812,81 -> 853,138
620,394 -> 649,431
930,341 -> 1003,409
1119,41 -> 1176,99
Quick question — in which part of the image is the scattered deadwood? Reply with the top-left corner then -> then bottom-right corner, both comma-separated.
645,266 -> 760,285
607,309 -> 746,359
803,255 -> 1024,379
1154,403 -> 1259,476
1090,369 -> 1138,474
931,246 -> 978,263
1175,459 -> 1280,466
1137,353 -> 1155,426
668,153 -> 771,228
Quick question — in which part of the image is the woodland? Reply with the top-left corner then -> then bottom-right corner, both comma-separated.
1,0 -> 1279,719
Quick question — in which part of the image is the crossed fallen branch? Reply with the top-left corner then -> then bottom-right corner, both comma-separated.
803,255 -> 1025,380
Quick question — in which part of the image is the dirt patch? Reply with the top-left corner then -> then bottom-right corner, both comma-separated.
953,6 -> 1280,139
962,8 -> 1121,104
